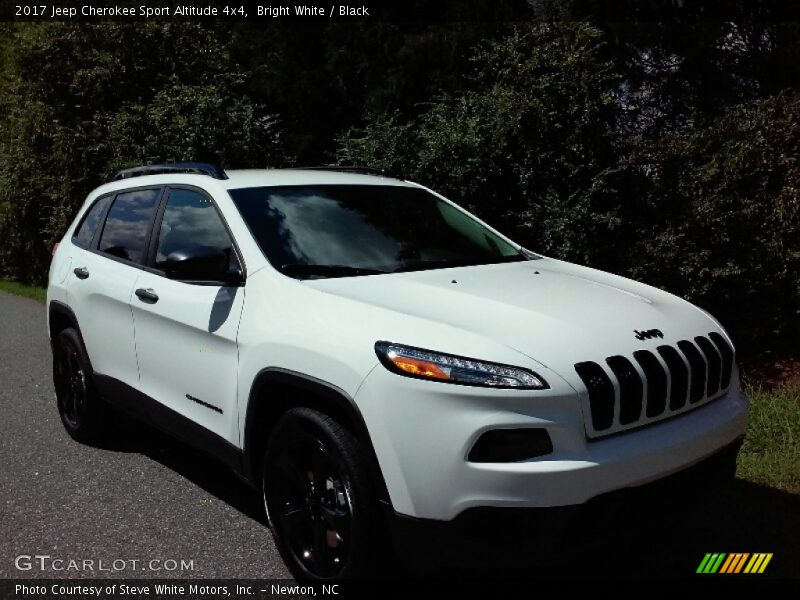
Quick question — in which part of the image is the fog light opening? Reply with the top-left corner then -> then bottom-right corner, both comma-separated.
468,428 -> 553,463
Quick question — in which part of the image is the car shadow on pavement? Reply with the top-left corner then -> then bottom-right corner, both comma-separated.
90,414 -> 799,579
89,412 -> 267,526
424,479 -> 800,579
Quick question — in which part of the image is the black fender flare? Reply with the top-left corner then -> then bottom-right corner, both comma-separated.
48,301 -> 88,355
48,300 -> 80,335
242,367 -> 391,505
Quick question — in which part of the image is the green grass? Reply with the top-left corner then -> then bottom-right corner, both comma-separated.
0,279 -> 46,303
738,380 -> 800,494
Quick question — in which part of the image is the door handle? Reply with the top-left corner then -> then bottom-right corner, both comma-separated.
135,288 -> 159,303
73,267 -> 89,280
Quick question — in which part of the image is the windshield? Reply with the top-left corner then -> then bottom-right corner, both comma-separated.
228,184 -> 526,278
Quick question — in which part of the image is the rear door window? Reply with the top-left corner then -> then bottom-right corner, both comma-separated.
97,189 -> 161,263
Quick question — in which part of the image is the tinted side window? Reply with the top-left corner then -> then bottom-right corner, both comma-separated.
154,188 -> 235,269
73,196 -> 112,247
98,189 -> 161,263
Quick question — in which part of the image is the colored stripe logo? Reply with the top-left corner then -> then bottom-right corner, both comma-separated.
697,552 -> 773,574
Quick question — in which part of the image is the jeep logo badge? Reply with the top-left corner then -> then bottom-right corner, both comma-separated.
634,328 -> 664,340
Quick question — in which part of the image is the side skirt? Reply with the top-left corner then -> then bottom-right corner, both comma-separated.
93,373 -> 246,478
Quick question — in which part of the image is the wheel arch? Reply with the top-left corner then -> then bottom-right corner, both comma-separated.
48,301 -> 90,365
48,300 -> 78,338
242,367 -> 391,506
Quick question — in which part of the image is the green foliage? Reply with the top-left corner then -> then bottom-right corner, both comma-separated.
625,92 -> 800,345
0,22 -> 283,283
0,18 -> 797,353
106,78 -> 282,171
226,18 -> 518,163
339,24 -> 624,267
338,24 -> 800,348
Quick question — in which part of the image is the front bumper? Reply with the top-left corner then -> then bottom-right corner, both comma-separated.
388,437 -> 742,569
355,365 -> 749,520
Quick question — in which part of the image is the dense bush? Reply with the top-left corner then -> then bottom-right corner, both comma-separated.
338,24 -> 625,268
337,24 -> 800,349
0,22 -> 283,282
0,19 -> 797,354
625,93 -> 800,347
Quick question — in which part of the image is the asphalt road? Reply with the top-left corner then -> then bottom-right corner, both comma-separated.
0,291 -> 289,580
0,290 -> 798,581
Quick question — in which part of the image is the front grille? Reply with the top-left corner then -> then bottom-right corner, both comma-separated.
575,332 -> 735,438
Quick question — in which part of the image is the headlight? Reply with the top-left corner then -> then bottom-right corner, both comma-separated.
374,342 -> 548,389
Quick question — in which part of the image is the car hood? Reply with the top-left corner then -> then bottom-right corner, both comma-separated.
303,258 -> 723,373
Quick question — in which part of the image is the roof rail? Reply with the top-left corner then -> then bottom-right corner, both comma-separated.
292,165 -> 397,178
113,162 -> 228,181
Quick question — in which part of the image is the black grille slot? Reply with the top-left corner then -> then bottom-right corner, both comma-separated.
677,340 -> 707,404
606,356 -> 643,425
695,336 -> 722,396
633,350 -> 667,417
708,332 -> 734,389
575,362 -> 615,431
657,345 -> 689,410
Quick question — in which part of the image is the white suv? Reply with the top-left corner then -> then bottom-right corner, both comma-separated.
47,163 -> 748,579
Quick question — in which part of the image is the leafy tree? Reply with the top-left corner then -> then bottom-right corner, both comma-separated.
1,12 -> 798,355
0,22 -> 283,282
338,24 -> 800,348
338,23 -> 625,268
226,18 -> 517,163
625,92 -> 800,347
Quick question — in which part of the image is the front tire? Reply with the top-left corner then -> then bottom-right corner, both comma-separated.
262,407 -> 378,580
52,328 -> 106,443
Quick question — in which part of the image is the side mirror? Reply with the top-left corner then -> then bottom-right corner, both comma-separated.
164,246 -> 242,283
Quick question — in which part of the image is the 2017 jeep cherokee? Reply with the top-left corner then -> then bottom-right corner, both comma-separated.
47,162 -> 748,579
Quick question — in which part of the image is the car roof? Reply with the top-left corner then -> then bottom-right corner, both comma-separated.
220,169 -> 416,189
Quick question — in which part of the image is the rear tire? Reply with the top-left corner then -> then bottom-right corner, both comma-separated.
52,328 -> 106,443
262,407 -> 379,580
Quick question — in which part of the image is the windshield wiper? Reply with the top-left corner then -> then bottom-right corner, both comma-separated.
281,264 -> 388,278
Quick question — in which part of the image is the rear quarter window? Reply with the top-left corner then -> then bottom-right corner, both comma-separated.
72,196 -> 112,248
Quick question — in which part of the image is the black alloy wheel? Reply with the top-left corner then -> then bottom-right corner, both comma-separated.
263,408 -> 377,579
56,342 -> 87,428
53,328 -> 105,442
